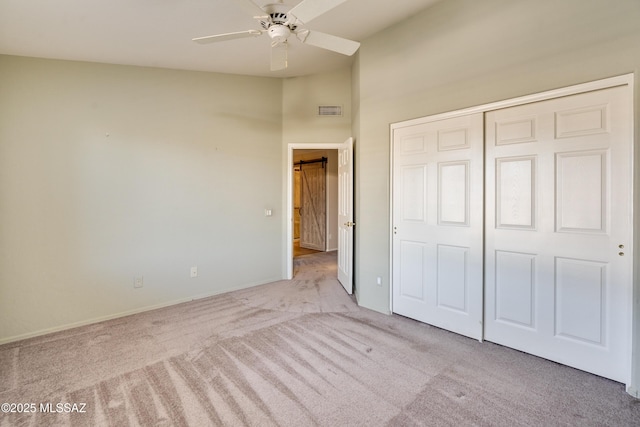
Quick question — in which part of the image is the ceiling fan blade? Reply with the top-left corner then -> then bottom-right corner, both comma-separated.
299,30 -> 360,56
288,0 -> 348,24
271,43 -> 288,71
192,30 -> 262,44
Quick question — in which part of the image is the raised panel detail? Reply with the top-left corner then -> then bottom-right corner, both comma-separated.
339,166 -> 348,216
401,135 -> 426,154
555,257 -> 606,346
556,151 -> 606,233
438,128 -> 469,151
436,245 -> 468,312
495,251 -> 536,328
400,241 -> 426,301
496,157 -> 536,229
495,117 -> 536,145
555,104 -> 608,139
438,161 -> 468,226
338,226 -> 349,273
401,165 -> 427,222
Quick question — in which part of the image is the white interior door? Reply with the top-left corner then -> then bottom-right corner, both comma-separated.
484,85 -> 632,382
392,114 -> 484,340
300,161 -> 326,251
337,137 -> 354,293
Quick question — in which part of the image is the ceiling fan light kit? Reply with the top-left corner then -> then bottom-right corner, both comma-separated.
193,0 -> 360,71
267,24 -> 291,45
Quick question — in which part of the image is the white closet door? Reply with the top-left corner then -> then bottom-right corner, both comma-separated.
392,113 -> 484,340
484,86 -> 632,382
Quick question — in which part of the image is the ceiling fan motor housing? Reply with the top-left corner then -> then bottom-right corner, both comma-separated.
261,3 -> 295,44
263,3 -> 290,23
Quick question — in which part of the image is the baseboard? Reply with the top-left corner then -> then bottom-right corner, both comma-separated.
627,384 -> 640,399
0,276 -> 282,346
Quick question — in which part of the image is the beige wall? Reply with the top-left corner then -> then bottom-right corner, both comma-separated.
0,56 -> 352,343
353,0 -> 640,394
0,56 -> 283,342
282,68 -> 352,145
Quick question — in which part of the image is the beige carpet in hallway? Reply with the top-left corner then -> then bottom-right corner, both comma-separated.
0,251 -> 638,426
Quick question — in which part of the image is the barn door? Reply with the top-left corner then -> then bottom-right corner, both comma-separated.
392,113 -> 484,340
300,161 -> 326,251
484,85 -> 632,382
293,167 -> 301,239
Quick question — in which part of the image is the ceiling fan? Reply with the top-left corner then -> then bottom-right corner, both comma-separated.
193,0 -> 360,71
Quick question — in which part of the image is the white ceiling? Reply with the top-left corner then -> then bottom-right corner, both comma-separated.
0,0 -> 441,78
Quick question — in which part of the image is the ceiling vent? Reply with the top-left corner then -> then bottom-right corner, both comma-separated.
317,105 -> 343,116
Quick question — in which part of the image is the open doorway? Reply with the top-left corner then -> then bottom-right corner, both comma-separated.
286,139 -> 354,294
292,149 -> 338,258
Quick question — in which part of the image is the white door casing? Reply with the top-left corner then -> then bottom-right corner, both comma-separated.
484,85 -> 632,383
392,114 -> 484,340
337,137 -> 354,293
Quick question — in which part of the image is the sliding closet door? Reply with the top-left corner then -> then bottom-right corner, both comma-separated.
484,86 -> 632,382
392,113 -> 484,340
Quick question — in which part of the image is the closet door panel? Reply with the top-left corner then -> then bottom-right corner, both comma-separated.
484,86 -> 632,383
392,113 -> 484,340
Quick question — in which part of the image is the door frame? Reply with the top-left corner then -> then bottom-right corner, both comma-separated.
286,142 -> 347,279
389,73 -> 635,390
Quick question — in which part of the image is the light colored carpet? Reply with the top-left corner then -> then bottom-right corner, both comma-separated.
1,251 -> 639,426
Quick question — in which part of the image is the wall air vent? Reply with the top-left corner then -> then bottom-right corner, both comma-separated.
317,105 -> 343,116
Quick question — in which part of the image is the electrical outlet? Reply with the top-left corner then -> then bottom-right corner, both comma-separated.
376,276 -> 382,286
190,266 -> 198,278
134,276 -> 143,288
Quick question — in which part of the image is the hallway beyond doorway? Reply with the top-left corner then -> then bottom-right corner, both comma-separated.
293,239 -> 323,257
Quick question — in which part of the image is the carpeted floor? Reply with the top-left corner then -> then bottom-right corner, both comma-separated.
1,251 -> 639,426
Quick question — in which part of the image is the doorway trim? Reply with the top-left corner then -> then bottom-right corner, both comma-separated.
286,142 -> 346,279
